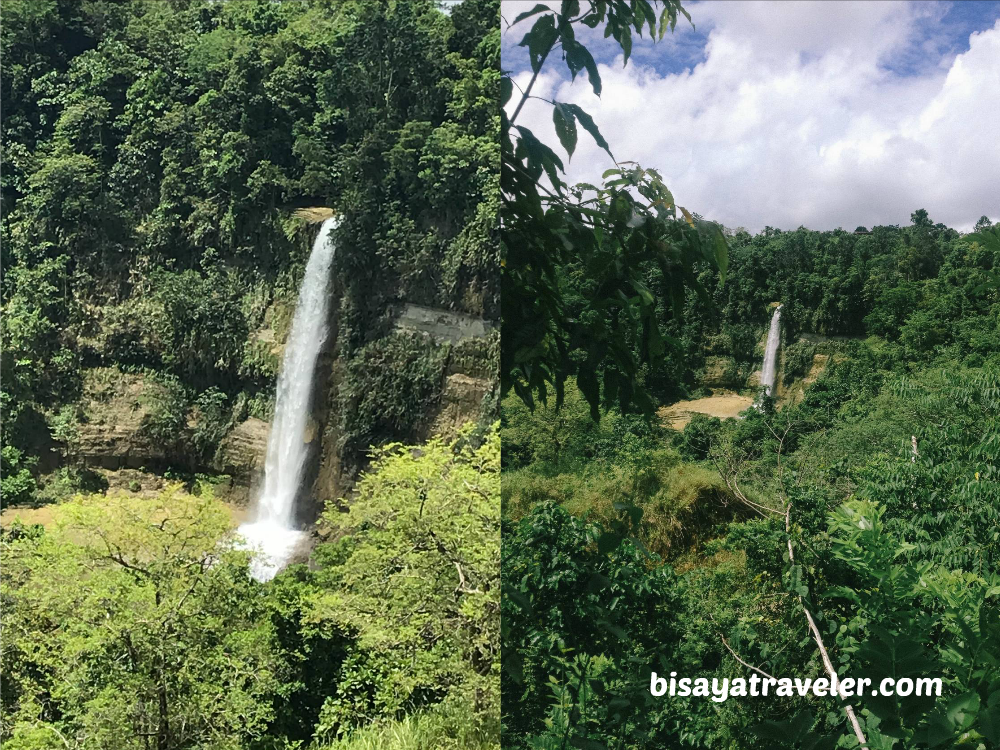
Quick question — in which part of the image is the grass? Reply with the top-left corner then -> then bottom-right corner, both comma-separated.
502,450 -> 735,558
324,709 -> 499,750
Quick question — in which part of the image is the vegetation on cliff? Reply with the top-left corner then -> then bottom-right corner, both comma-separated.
2,0 -> 498,499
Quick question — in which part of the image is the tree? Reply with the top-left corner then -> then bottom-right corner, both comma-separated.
501,0 -> 727,418
304,424 -> 500,744
910,208 -> 932,228
502,501 -> 681,748
825,500 -> 1000,749
1,487 -> 282,750
974,215 -> 993,233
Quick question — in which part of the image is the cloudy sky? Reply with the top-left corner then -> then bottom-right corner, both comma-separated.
502,1 -> 1000,232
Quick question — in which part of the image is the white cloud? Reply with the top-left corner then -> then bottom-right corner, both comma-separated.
505,1 -> 1000,231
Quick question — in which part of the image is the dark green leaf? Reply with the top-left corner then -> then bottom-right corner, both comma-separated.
553,103 -> 578,158
564,104 -> 612,158
501,75 -> 513,107
512,3 -> 551,26
521,14 -> 558,73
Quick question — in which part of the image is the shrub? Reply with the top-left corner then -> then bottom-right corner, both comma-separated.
138,373 -> 190,451
502,502 -> 679,749
503,451 -> 729,558
500,385 -> 663,471
781,339 -> 816,386
191,387 -> 230,462
0,446 -> 37,506
676,413 -> 722,461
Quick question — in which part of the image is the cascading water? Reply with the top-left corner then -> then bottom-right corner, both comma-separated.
238,217 -> 338,581
758,304 -> 783,399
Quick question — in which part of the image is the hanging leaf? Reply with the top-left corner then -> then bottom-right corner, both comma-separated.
563,104 -> 613,158
501,75 -> 513,107
553,103 -> 578,158
521,14 -> 558,73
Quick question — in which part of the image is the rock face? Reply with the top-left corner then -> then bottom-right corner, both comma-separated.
76,425 -> 165,470
214,418 -> 270,505
427,374 -> 491,437
307,305 -> 494,518
73,370 -> 179,471
777,352 -> 831,405
62,296 -> 494,518
394,303 -> 491,343
64,370 -> 270,504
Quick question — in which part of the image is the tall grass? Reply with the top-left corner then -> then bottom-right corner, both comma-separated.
323,709 -> 499,750
502,450 -> 734,557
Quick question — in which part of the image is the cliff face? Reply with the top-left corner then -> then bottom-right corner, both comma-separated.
213,301 -> 493,515
52,218 -> 494,518
306,301 -> 495,521
69,370 -> 189,472
214,418 -> 270,503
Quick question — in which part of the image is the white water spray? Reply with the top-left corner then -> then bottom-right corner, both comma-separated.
758,304 -> 782,399
239,217 -> 337,580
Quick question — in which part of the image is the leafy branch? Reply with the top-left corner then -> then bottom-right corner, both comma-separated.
501,0 -> 726,418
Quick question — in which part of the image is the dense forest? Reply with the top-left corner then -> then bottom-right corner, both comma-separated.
1,0 -> 500,748
501,1 -> 1000,748
502,215 -> 1000,749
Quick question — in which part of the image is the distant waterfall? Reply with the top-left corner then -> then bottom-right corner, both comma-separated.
758,304 -> 783,399
239,217 -> 338,581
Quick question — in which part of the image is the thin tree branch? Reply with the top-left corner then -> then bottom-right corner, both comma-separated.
719,633 -> 777,681
785,503 -> 867,747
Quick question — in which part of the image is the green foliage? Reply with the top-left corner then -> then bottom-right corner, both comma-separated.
501,0 -> 727,417
0,445 -> 37,505
501,384 -> 664,471
340,332 -> 450,455
35,464 -> 111,506
149,269 -> 250,386
138,372 -> 190,452
723,322 -> 760,365
676,413 -> 722,461
502,502 -> 681,749
301,424 -> 500,744
448,332 -> 499,380
1,486 -> 283,749
824,499 -> 1000,748
503,456 -> 728,559
191,386 -> 230,463
780,339 -> 816,386
502,382 -> 730,554
321,705 -> 498,750
2,425 -> 503,749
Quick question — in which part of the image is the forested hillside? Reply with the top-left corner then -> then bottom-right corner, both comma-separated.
500,1 -> 1000,747
2,0 -> 500,747
503,214 -> 1000,748
2,0 -> 498,497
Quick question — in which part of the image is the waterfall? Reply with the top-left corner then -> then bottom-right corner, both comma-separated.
238,217 -> 338,581
758,304 -> 782,399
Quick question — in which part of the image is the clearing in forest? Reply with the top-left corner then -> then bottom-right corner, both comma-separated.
658,392 -> 755,430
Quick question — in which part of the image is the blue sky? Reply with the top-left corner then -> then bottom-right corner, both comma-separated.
503,1 -> 1000,231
